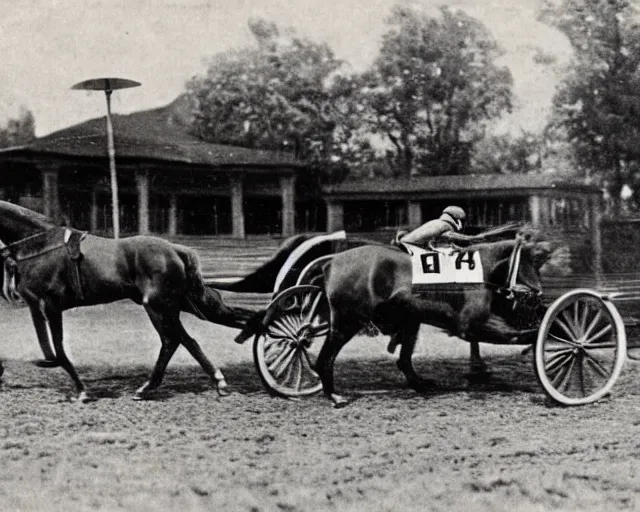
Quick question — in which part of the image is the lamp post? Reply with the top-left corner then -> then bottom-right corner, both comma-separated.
71,77 -> 141,239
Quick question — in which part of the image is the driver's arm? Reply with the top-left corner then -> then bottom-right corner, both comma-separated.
439,231 -> 488,245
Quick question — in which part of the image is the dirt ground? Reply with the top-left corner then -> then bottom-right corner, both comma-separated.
1,299 -> 640,512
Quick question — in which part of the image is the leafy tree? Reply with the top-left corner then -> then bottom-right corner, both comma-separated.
354,5 -> 513,177
540,0 -> 640,214
186,19 -> 351,184
472,132 -> 541,174
0,107 -> 35,148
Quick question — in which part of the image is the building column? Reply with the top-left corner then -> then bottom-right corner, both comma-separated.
529,195 -> 542,226
280,175 -> 296,237
136,169 -> 150,234
42,164 -> 60,221
408,200 -> 422,228
326,201 -> 344,232
90,187 -> 99,232
230,174 -> 245,238
590,193 -> 603,285
168,194 -> 178,236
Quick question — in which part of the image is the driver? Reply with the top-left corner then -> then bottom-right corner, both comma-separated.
398,205 -> 490,247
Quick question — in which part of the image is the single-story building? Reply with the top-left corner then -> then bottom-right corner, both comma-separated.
322,174 -> 604,273
0,96 -> 324,238
0,97 -> 604,274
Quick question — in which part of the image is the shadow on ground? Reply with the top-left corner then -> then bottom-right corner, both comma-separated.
0,353 -> 541,401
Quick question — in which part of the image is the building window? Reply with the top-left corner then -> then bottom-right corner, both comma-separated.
149,195 -> 170,234
295,200 -> 326,233
244,197 -> 282,235
549,198 -> 587,229
178,196 -> 231,235
344,200 -> 408,232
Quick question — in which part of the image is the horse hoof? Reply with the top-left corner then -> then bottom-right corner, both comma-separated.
411,378 -> 438,393
72,391 -> 94,403
217,383 -> 230,397
331,394 -> 349,408
133,385 -> 151,401
34,359 -> 59,368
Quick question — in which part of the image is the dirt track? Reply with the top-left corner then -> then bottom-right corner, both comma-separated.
2,300 -> 640,512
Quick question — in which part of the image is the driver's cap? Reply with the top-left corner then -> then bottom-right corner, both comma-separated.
442,205 -> 466,220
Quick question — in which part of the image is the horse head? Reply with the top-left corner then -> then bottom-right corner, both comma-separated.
0,200 -> 56,244
472,237 -> 551,295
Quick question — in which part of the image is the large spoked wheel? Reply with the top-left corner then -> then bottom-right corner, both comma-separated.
253,285 -> 329,397
535,289 -> 626,405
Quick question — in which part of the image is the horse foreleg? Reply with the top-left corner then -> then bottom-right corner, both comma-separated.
473,314 -> 536,344
315,313 -> 362,408
27,299 -> 58,366
45,307 -> 89,402
396,321 -> 437,392
466,341 -> 491,382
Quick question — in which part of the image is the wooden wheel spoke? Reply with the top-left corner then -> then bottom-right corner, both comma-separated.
552,354 -> 577,391
548,331 -> 580,348
268,344 -> 295,375
279,312 -> 300,336
584,341 -> 618,350
279,350 -> 299,387
584,324 -> 613,346
301,290 -> 321,316
308,321 -> 330,338
268,318 -> 297,339
273,346 -> 298,379
578,352 -> 586,396
583,351 -> 611,379
301,348 -> 318,377
583,309 -> 603,340
579,300 -> 590,335
555,316 -> 579,343
561,309 -> 580,338
545,350 -> 574,375
292,352 -> 303,391
264,338 -> 288,360
572,301 -> 583,337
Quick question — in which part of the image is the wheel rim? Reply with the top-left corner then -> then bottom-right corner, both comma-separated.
255,285 -> 329,397
535,289 -> 626,405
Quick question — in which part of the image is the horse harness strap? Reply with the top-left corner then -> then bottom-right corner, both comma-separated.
0,227 -> 87,301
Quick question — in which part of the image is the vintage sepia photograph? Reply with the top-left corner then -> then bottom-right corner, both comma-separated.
1,0 -> 639,510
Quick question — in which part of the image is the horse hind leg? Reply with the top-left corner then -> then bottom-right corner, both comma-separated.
138,305 -> 228,399
395,321 -> 438,392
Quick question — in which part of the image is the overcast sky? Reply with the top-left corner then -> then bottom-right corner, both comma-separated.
1,0 -> 573,137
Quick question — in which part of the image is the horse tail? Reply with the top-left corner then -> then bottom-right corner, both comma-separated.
176,246 -> 264,334
207,233 -> 313,292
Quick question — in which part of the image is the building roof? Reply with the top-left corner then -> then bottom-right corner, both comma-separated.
323,173 -> 602,197
0,96 -> 302,169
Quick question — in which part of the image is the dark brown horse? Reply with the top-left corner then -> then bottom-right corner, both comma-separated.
0,200 -> 261,401
317,236 -> 551,407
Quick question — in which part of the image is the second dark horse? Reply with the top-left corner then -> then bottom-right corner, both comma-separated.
0,200 -> 261,402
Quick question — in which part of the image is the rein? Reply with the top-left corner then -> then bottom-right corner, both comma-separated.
0,229 -> 69,262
